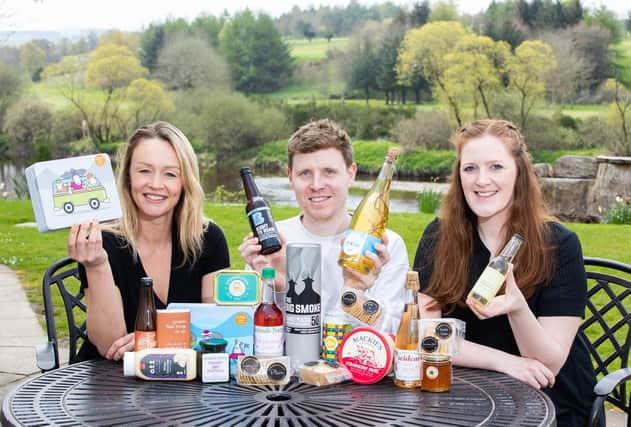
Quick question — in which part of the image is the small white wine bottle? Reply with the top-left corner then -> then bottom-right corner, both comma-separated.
468,234 -> 524,307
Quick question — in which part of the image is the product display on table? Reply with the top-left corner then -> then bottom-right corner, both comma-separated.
25,153 -> 122,232
394,271 -> 421,388
236,355 -> 291,385
123,348 -> 197,381
298,360 -> 352,386
340,287 -> 383,326
135,277 -> 157,351
156,309 -> 190,349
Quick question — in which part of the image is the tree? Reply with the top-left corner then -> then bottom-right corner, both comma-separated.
0,63 -> 22,127
138,23 -> 165,72
85,43 -> 147,93
626,11 -> 631,34
397,21 -> 468,125
3,99 -> 53,166
445,35 -> 510,118
583,5 -> 625,43
219,11 -> 293,93
120,78 -> 174,135
154,35 -> 231,91
603,79 -> 631,155
296,20 -> 316,41
19,41 -> 46,81
191,13 -> 225,48
409,1 -> 430,27
428,0 -> 459,22
507,40 -> 556,130
98,30 -> 139,52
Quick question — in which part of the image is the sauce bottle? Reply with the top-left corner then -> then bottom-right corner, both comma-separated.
123,348 -> 197,381
338,147 -> 399,273
240,167 -> 282,255
134,276 -> 157,351
254,267 -> 284,356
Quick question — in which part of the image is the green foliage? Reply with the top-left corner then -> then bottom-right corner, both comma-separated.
138,23 -> 164,72
3,99 -> 54,166
417,188 -> 443,214
219,11 -> 294,93
282,101 -> 415,140
154,35 -> 231,91
207,185 -> 244,204
396,148 -> 455,178
51,106 -> 84,149
602,202 -> 631,225
255,140 -> 288,170
286,38 -> 350,62
0,63 -> 23,126
391,110 -> 454,151
85,43 -> 148,91
179,89 -> 290,161
530,148 -> 605,164
583,5 -> 625,43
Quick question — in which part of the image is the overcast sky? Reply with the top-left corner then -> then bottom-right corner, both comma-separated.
1,0 -> 629,32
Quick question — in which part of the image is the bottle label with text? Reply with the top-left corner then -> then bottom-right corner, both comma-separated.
254,325 -> 285,356
247,207 -> 279,243
342,230 -> 381,258
394,349 -> 421,381
135,330 -> 157,351
471,267 -> 506,300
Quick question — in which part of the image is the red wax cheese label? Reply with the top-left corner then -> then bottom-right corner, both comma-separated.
338,327 -> 394,384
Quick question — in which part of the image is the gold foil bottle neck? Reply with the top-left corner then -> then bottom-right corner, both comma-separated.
386,147 -> 400,163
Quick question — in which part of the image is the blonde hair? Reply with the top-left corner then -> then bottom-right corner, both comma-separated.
112,121 -> 207,266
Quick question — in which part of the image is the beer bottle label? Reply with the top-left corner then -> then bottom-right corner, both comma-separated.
135,330 -> 157,351
342,230 -> 381,257
247,207 -> 279,243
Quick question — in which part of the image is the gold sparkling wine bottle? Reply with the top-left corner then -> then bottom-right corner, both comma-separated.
338,147 -> 399,273
468,234 -> 525,307
394,271 -> 422,388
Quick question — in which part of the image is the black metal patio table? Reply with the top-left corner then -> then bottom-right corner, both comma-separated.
1,359 -> 555,426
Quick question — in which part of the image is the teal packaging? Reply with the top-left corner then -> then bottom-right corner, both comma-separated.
214,270 -> 260,305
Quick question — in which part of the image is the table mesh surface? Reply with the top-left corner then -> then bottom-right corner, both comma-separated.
3,360 -> 555,426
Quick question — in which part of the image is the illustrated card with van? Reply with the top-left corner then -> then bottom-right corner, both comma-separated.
25,153 -> 122,232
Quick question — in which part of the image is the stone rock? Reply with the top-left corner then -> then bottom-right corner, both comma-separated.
539,177 -> 598,222
534,163 -> 553,178
586,156 -> 631,219
552,156 -> 597,178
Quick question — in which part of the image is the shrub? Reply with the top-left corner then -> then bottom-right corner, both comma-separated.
391,110 -> 453,151
523,114 -> 579,151
207,185 -> 244,204
51,107 -> 85,155
576,115 -> 611,149
417,188 -> 443,214
602,202 -> 631,225
3,99 -> 54,166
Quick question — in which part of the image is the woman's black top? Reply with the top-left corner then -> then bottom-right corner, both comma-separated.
414,219 -> 600,427
77,222 -> 230,361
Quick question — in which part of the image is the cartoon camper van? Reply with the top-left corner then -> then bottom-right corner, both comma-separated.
52,169 -> 110,214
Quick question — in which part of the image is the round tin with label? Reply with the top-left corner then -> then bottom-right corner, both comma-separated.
338,327 -> 394,384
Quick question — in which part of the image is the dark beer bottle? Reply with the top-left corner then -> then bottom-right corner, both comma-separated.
240,167 -> 282,255
134,277 -> 157,351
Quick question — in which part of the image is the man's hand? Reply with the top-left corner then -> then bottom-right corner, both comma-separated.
238,232 -> 287,290
342,233 -> 390,291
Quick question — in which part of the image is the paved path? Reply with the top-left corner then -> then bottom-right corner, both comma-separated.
0,264 -> 627,425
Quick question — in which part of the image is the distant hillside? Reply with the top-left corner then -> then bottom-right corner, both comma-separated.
0,29 -> 106,46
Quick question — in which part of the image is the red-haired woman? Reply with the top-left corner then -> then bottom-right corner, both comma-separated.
414,119 -> 601,427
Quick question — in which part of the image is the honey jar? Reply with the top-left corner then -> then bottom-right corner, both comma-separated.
421,354 -> 452,392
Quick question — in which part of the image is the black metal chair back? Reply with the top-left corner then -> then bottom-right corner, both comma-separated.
37,257 -> 86,372
581,256 -> 631,426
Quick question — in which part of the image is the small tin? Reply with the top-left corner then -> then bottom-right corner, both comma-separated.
321,312 -> 351,362
214,270 -> 260,305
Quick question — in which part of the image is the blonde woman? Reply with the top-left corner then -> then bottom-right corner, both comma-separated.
68,122 -> 229,361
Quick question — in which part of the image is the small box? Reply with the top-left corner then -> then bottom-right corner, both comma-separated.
419,318 -> 466,356
214,270 -> 260,305
25,154 -> 122,232
236,355 -> 290,386
167,303 -> 254,358
156,309 -> 190,348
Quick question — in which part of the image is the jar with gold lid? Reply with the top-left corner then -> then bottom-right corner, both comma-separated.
421,354 -> 452,392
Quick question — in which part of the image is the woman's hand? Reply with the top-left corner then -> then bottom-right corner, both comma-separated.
67,220 -> 108,268
343,234 -> 390,291
467,264 -> 527,319
500,354 -> 556,389
105,333 -> 134,361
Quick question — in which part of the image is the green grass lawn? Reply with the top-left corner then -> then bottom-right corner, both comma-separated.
286,37 -> 350,62
1,199 -> 630,343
